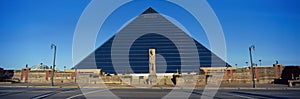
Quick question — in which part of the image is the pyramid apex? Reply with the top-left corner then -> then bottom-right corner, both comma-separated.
142,7 -> 158,14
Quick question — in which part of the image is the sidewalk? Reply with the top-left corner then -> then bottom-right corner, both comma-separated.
204,83 -> 300,90
0,82 -> 79,88
0,82 -> 299,90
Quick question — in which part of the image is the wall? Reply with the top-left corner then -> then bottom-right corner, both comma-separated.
7,66 -> 299,87
12,70 -> 75,84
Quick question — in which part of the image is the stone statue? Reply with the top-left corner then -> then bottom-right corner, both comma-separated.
148,49 -> 157,85
149,49 -> 156,75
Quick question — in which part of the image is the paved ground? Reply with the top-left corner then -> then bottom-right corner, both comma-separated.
0,87 -> 299,99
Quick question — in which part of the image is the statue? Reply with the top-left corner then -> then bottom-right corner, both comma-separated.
149,49 -> 156,75
148,49 -> 157,85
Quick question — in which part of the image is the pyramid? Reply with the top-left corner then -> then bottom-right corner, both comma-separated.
75,8 -> 229,73
142,7 -> 158,14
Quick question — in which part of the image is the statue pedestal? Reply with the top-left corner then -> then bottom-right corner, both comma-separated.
148,75 -> 157,85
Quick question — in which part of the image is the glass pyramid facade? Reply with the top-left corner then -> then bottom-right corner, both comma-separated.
75,8 -> 229,74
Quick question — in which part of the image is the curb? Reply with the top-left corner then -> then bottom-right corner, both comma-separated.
0,85 -> 79,88
1,85 -> 300,90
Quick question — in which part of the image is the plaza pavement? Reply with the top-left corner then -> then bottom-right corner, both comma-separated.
0,82 -> 300,98
0,87 -> 300,99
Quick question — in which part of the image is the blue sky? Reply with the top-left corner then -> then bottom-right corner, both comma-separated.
0,0 -> 299,70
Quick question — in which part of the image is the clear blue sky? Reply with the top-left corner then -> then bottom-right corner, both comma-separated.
0,0 -> 299,70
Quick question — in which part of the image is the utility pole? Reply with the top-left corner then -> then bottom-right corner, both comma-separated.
249,45 -> 256,88
51,44 -> 57,86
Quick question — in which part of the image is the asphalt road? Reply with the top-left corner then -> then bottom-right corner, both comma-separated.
0,87 -> 299,99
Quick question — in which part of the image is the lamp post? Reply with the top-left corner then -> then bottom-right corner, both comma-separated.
245,62 -> 248,67
249,45 -> 256,88
74,66 -> 77,83
259,60 -> 262,66
51,44 -> 57,86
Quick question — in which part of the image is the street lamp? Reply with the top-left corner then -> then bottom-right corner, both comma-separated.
249,45 -> 256,88
74,66 -> 77,83
245,61 -> 248,67
51,44 -> 57,86
259,60 -> 262,66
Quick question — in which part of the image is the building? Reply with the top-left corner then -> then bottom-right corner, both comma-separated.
30,63 -> 50,71
75,8 -> 229,74
30,63 -> 59,71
